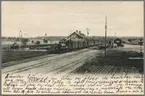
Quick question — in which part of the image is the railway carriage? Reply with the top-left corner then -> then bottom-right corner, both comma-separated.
55,30 -> 98,53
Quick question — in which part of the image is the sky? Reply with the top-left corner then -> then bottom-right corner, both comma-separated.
2,1 -> 144,37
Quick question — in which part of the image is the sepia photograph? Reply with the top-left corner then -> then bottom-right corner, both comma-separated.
1,1 -> 144,95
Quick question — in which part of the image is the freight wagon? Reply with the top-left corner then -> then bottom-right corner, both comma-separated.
54,30 -> 98,53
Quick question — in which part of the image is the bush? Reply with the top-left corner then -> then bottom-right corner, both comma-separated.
35,41 -> 40,45
21,38 -> 29,45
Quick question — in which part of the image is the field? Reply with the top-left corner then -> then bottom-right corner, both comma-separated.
74,45 -> 143,74
2,50 -> 48,66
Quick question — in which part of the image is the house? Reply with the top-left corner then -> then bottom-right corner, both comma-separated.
58,30 -> 98,50
66,30 -> 86,41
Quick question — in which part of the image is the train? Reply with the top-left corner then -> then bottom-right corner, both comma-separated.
54,38 -> 98,53
53,30 -> 99,53
54,37 -> 125,53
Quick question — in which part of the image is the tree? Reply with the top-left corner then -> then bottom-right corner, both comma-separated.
43,39 -> 48,44
128,39 -> 132,42
15,37 -> 19,41
35,41 -> 40,45
31,40 -> 34,43
122,41 -> 125,43
21,38 -> 29,45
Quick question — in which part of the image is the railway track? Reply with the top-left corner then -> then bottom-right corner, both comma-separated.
45,54 -> 95,75
2,45 -> 142,77
27,49 -> 97,75
2,49 -> 94,74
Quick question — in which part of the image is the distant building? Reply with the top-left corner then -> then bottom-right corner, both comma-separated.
66,30 -> 86,40
59,30 -> 98,50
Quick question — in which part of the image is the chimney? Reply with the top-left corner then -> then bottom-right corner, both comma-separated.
76,30 -> 78,33
79,31 -> 81,34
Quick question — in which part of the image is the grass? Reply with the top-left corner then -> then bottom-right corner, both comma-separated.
2,50 -> 48,64
74,48 -> 143,74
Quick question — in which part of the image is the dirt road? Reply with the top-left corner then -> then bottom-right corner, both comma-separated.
2,48 -> 100,75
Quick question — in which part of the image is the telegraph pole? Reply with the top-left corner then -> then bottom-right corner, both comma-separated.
45,33 -> 47,40
45,33 -> 47,36
86,28 -> 89,36
139,37 -> 143,58
19,30 -> 22,50
105,15 -> 107,57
